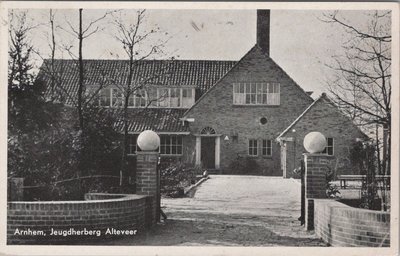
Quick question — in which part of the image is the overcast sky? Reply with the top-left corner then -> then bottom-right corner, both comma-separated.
10,9 -> 388,98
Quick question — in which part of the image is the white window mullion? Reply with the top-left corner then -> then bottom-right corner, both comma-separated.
168,88 -> 171,107
157,89 -> 160,107
110,88 -> 113,107
180,88 -> 183,108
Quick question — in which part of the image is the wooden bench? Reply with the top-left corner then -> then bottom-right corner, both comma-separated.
338,175 -> 390,189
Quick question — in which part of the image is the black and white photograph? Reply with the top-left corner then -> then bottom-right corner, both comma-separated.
1,1 -> 399,255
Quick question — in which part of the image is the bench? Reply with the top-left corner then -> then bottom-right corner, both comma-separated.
338,175 -> 390,189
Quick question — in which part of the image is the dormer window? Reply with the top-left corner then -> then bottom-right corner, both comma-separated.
233,82 -> 280,105
95,87 -> 195,108
157,88 -> 195,108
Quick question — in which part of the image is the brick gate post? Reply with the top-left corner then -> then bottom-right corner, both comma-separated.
136,151 -> 160,227
304,153 -> 328,230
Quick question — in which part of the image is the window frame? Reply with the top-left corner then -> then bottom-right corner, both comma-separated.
233,82 -> 280,106
156,87 -> 195,108
128,88 -> 148,108
262,139 -> 272,157
127,134 -> 141,155
322,137 -> 334,156
127,134 -> 183,156
248,139 -> 258,156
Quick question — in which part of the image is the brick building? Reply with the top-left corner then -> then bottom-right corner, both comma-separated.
39,10 -> 367,178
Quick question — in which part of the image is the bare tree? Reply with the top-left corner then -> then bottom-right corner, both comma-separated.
111,10 -> 174,187
322,11 -> 391,175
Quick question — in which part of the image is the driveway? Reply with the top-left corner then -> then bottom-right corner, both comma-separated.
104,175 -> 326,246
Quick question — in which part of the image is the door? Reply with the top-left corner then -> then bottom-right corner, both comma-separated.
201,137 -> 215,169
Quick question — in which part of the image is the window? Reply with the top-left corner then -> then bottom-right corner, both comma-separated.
160,135 -> 183,155
233,83 -> 280,105
170,88 -> 180,107
182,88 -> 194,107
248,139 -> 258,156
262,139 -> 272,156
128,89 -> 147,107
157,88 -> 195,108
99,88 -> 111,107
112,88 -> 124,107
260,117 -> 268,125
322,137 -> 334,156
128,135 -> 141,155
97,88 -> 148,108
261,140 -> 272,156
158,88 -> 170,107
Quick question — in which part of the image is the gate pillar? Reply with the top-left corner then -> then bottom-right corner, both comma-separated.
304,153 -> 328,230
136,130 -> 161,227
302,131 -> 329,231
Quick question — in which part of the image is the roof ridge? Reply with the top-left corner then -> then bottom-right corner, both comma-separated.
44,58 -> 238,63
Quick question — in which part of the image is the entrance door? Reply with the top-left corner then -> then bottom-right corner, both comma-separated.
201,137 -> 215,169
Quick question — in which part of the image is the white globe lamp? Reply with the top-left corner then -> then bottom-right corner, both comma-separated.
303,132 -> 327,154
137,130 -> 160,151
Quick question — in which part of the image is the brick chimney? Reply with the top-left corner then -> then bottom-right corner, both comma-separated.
257,9 -> 270,55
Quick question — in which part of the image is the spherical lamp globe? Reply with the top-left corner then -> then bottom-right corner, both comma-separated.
137,130 -> 160,151
303,132 -> 327,154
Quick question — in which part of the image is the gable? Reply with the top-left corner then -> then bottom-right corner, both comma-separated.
183,45 -> 313,121
277,94 -> 368,140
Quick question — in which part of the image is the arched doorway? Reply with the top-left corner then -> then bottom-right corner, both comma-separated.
195,127 -> 220,169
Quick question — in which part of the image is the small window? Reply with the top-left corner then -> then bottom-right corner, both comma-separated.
248,139 -> 258,156
200,127 -> 216,135
260,117 -> 268,125
262,139 -> 272,156
322,138 -> 334,156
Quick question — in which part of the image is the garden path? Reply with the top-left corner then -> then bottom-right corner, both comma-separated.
104,175 -> 326,246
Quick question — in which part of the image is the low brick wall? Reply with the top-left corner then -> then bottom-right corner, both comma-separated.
314,199 -> 390,247
7,193 -> 154,244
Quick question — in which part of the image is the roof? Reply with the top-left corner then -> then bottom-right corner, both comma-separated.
276,95 -> 322,140
38,59 -> 237,105
114,108 -> 189,133
276,93 -> 368,140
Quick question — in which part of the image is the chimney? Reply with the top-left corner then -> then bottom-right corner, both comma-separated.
257,9 -> 270,55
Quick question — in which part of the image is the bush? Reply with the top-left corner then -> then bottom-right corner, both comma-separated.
160,162 -> 197,197
227,156 -> 260,175
326,167 -> 341,198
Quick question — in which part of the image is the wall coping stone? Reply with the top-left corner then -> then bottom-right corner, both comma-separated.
314,199 -> 390,215
8,193 -> 148,205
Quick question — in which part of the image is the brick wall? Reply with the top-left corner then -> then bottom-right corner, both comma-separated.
314,199 -> 390,247
184,46 -> 313,175
7,193 -> 153,244
282,95 -> 367,178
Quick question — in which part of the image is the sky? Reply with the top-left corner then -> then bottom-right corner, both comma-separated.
9,9 -> 388,98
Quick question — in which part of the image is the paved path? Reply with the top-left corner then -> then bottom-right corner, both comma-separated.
104,175 -> 326,246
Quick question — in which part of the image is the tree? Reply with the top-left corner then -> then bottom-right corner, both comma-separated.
111,10 -> 174,187
8,11 -> 44,132
322,11 -> 391,175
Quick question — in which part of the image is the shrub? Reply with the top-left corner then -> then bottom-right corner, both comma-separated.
227,156 -> 260,175
160,162 -> 197,197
